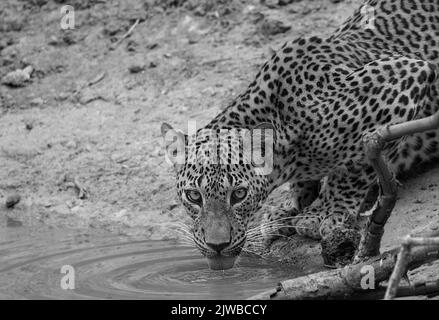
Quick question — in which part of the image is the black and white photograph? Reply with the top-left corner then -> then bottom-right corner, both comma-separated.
0,0 -> 439,305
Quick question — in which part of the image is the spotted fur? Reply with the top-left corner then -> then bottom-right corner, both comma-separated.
162,0 -> 439,264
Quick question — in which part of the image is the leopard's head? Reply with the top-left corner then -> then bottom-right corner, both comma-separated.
161,123 -> 274,270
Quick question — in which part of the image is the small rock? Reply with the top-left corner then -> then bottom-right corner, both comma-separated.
57,92 -> 70,101
25,120 -> 34,131
194,5 -> 207,16
1,17 -> 24,32
1,66 -> 33,87
126,40 -> 138,52
30,97 -> 44,107
201,87 -> 216,96
103,21 -> 125,37
128,63 -> 146,73
261,0 -> 278,8
114,209 -> 128,218
61,32 -> 76,45
48,35 -> 60,45
65,199 -> 75,208
259,19 -> 291,37
278,0 -> 295,5
32,0 -> 48,6
5,194 -> 21,208
52,204 -> 70,216
41,199 -> 53,208
0,37 -> 14,51
65,140 -> 77,149
7,217 -> 23,227
147,43 -> 159,50
111,152 -> 129,163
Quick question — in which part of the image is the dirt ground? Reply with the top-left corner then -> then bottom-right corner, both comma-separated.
0,0 -> 438,280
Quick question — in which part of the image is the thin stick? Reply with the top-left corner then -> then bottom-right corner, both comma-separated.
110,19 -> 140,50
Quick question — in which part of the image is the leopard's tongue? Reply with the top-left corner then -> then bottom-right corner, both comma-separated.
206,255 -> 237,270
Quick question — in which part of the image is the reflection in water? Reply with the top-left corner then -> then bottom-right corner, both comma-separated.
0,228 -> 299,299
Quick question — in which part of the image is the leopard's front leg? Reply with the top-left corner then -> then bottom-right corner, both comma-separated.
289,170 -> 376,265
259,170 -> 374,247
259,180 -> 320,243
292,170 -> 374,240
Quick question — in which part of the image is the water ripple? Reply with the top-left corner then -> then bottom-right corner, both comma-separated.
0,228 -> 296,299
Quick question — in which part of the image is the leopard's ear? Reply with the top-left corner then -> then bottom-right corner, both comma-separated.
161,122 -> 186,172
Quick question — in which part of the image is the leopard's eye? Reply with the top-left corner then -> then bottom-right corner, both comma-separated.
231,188 -> 247,205
185,190 -> 202,205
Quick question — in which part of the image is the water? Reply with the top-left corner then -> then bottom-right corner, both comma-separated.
0,227 -> 299,299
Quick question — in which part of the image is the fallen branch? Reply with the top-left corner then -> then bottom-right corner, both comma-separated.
355,109 -> 439,260
249,241 -> 439,300
385,233 -> 439,300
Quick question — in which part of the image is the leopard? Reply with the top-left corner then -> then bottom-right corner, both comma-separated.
161,0 -> 439,270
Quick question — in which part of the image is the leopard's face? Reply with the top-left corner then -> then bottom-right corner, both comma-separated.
176,162 -> 269,270
161,123 -> 274,269
161,124 -> 273,270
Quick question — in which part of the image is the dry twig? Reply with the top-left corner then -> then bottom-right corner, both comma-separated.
109,19 -> 140,51
355,109 -> 439,260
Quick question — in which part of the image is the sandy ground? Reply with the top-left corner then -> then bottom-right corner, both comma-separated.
1,0 -> 438,289
0,0 -> 364,238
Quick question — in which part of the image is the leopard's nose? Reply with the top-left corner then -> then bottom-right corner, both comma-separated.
206,241 -> 230,253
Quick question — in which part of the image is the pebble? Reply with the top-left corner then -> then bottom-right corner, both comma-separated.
5,194 -> 21,208
278,0 -> 295,5
65,140 -> 77,149
111,152 -> 129,163
25,121 -> 34,131
114,209 -> 128,218
57,92 -> 70,101
128,63 -> 145,73
30,97 -> 44,107
1,66 -> 33,87
260,19 -> 291,37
